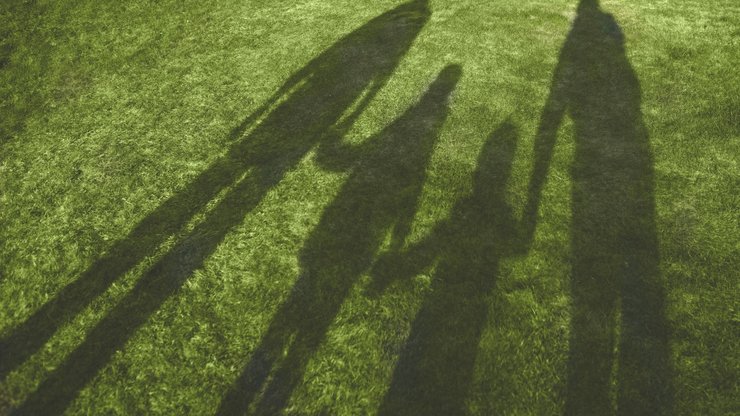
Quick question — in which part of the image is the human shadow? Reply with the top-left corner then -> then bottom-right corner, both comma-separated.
525,1 -> 672,414
215,64 -> 462,416
5,1 -> 430,414
369,121 -> 526,415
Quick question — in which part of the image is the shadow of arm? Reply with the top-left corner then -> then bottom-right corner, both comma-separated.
228,60 -> 318,140
314,73 -> 392,171
366,221 -> 445,295
518,58 -> 569,251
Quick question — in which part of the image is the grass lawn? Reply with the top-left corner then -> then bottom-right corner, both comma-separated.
1,0 -> 738,414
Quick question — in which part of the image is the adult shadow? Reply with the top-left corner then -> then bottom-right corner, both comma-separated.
5,1 -> 431,414
215,64 -> 462,416
370,120 -> 525,415
525,1 -> 673,414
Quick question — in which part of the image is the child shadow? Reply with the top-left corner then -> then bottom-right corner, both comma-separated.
370,120 -> 527,415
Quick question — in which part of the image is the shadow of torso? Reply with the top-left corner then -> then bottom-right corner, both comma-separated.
563,8 -> 655,235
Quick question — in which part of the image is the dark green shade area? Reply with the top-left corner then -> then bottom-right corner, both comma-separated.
1,0 -> 737,415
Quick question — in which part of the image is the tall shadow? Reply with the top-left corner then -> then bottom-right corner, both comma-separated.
216,65 -> 462,416
525,1 -> 672,414
6,2 -> 431,414
370,121 -> 525,415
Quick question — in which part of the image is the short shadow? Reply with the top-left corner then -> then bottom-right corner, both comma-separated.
372,121 -> 524,415
5,1 -> 430,414
215,64 -> 462,416
525,1 -> 673,414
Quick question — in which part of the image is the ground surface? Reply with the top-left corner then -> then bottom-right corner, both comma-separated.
0,0 -> 738,415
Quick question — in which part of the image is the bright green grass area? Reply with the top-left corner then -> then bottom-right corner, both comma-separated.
1,0 -> 738,414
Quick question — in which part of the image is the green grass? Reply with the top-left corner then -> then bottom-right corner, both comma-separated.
1,0 -> 738,414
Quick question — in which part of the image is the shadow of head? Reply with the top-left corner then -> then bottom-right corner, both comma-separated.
577,0 -> 600,12
367,0 -> 431,36
472,119 -> 518,197
575,0 -> 624,46
397,0 -> 431,17
428,64 -> 462,99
